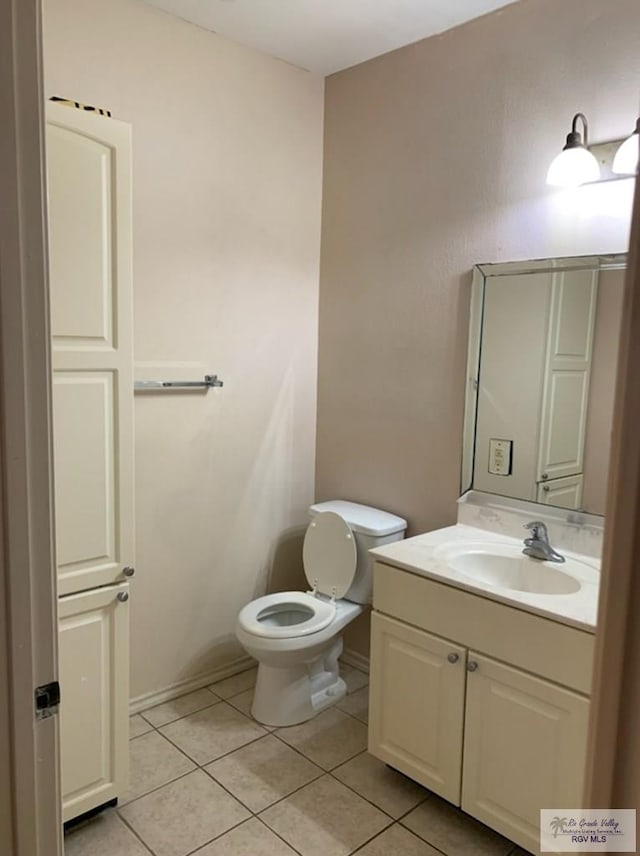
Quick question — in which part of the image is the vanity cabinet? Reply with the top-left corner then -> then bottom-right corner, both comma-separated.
369,562 -> 593,855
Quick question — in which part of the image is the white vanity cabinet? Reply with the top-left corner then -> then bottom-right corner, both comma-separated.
368,562 -> 593,855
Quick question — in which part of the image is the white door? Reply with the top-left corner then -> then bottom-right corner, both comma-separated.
537,475 -> 584,510
537,270 -> 598,484
59,584 -> 130,822
1,4 -> 62,853
368,612 -> 466,804
47,102 -> 134,597
462,653 -> 589,855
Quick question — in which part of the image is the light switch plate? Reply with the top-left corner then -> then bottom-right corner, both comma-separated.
488,439 -> 512,476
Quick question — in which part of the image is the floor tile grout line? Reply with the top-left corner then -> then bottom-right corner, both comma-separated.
252,776 -> 395,854
127,722 -> 204,780
393,821 -> 450,856
196,756 -> 304,817
269,724 -> 369,776
393,791 -> 434,824
139,700 -> 222,730
254,815 -> 306,856
115,809 -> 158,855
177,813 -> 254,856
135,674 -> 256,727
151,725 -> 269,776
325,761 -> 426,824
230,762 -> 326,818
342,816 -> 404,856
117,766 -> 198,811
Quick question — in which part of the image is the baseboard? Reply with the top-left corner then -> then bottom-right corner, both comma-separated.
129,655 -> 255,715
341,648 -> 370,674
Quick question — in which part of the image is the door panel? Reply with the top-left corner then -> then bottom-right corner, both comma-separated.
47,102 -> 134,596
53,372 -> 117,590
47,125 -> 113,347
537,270 -> 597,482
369,612 -> 466,804
462,653 -> 589,854
537,474 -> 583,510
58,584 -> 129,822
542,371 -> 589,475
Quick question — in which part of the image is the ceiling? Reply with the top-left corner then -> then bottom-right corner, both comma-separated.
145,0 -> 519,76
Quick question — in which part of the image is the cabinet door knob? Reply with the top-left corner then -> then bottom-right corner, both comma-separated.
447,653 -> 459,664
117,591 -> 129,602
543,485 -> 550,493
467,660 -> 478,672
541,473 -> 549,481
122,566 -> 135,577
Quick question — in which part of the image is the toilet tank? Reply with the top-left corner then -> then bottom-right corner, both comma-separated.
308,500 -> 407,605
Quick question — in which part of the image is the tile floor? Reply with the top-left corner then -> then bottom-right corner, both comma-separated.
64,663 -> 528,856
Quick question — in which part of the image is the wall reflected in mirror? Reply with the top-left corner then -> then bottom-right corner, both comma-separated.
462,254 -> 626,516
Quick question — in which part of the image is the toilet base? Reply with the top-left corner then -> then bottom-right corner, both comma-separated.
251,639 -> 346,727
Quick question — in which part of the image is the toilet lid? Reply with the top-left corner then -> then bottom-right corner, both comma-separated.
303,511 -> 357,599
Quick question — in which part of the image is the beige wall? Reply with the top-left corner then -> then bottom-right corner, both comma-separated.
318,0 -> 638,656
44,0 -> 324,699
583,268 -> 625,515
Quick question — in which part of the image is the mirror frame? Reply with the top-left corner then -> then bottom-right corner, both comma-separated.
461,252 -> 628,509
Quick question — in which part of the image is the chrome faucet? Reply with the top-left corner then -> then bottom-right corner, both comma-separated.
523,521 -> 565,563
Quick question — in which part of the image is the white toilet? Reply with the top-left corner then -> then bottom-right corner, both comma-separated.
236,500 -> 407,727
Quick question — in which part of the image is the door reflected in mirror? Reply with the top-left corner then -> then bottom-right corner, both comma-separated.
462,254 -> 626,515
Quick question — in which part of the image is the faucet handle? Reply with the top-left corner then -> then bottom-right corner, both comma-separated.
524,520 -> 548,539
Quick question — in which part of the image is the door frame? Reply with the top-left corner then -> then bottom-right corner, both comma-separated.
0,1 -> 62,854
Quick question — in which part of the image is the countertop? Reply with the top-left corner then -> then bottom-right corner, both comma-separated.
370,523 -> 599,633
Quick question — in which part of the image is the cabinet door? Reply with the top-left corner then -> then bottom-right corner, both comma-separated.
462,653 -> 589,855
47,102 -> 134,596
58,583 -> 130,822
536,474 -> 583,510
369,612 -> 466,804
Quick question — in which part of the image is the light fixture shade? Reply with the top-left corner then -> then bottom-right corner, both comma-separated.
612,129 -> 639,175
546,147 -> 600,187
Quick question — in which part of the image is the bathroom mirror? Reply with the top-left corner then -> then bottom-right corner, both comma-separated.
461,253 -> 626,515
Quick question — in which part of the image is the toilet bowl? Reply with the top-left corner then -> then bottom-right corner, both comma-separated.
236,500 -> 406,727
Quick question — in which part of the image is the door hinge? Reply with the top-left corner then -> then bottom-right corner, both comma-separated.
35,681 -> 60,720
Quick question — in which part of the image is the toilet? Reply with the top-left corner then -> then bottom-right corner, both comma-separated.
236,500 -> 407,727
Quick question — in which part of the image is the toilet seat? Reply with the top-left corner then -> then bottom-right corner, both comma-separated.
237,591 -> 336,638
238,512 -> 358,641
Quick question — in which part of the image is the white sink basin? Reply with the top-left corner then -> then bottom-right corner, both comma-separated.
434,542 -> 584,595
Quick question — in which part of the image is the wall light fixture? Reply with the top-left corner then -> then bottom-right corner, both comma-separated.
612,118 -> 640,175
546,113 -> 600,187
547,112 -> 638,188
